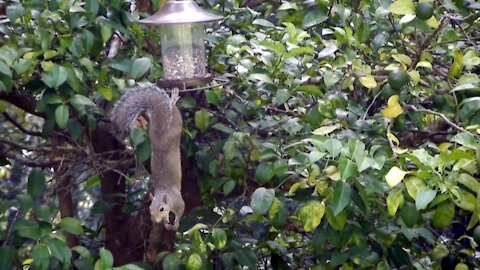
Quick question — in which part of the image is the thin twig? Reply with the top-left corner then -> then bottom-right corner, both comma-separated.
403,104 -> 470,134
362,91 -> 382,120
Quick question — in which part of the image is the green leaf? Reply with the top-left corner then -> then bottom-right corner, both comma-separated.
415,189 -> 437,210
47,239 -> 72,263
205,90 -> 220,106
404,176 -> 427,199
453,190 -> 476,212
448,49 -> 463,78
131,57 -> 151,79
255,161 -> 275,184
401,202 -> 422,227
59,217 -> 84,235
69,94 -> 96,108
99,248 -> 113,269
14,219 -> 40,240
252,19 -> 275,28
387,188 -> 404,216
458,173 -> 480,195
324,139 -> 342,158
338,156 -> 357,181
298,200 -> 325,232
0,61 -> 12,79
302,8 -> 328,29
55,105 -> 69,129
163,254 -> 181,270
312,124 -> 340,136
194,109 -> 211,133
223,179 -> 235,195
212,228 -> 227,249
27,169 -> 46,199
332,181 -> 352,215
251,187 -> 275,215
32,244 -> 50,270
388,0 -> 415,15
451,132 -> 478,150
72,246 -> 91,258
233,248 -> 257,269
462,50 -> 480,67
385,166 -> 407,188
136,139 -> 152,163
359,75 -> 377,89
325,207 -> 346,230
432,202 -> 454,228
187,253 -> 203,270
269,198 -> 288,229
318,45 -> 338,59
0,247 -> 15,270
293,84 -> 322,96
41,64 -> 68,88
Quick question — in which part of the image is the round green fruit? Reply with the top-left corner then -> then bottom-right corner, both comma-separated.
432,95 -> 446,108
416,3 -> 434,20
473,225 -> 480,244
441,254 -> 459,270
381,83 -> 397,99
388,70 -> 409,90
454,263 -> 469,270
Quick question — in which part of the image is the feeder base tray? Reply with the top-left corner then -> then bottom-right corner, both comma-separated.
156,74 -> 213,88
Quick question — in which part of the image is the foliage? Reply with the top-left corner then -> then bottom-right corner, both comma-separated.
0,0 -> 480,269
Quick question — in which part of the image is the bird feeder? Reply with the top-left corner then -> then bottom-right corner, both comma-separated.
139,0 -> 222,88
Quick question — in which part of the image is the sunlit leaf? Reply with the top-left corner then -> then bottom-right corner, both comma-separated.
388,0 -> 415,15
298,200 -> 325,232
359,75 -> 377,89
387,188 -> 404,216
385,166 -> 407,188
382,95 -> 404,119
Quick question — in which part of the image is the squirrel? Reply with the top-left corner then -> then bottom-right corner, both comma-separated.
110,84 -> 185,231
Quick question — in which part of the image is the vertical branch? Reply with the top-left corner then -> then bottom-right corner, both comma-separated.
50,135 -> 77,248
92,122 -> 131,265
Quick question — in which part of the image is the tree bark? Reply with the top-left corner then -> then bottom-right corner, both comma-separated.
92,122 -> 132,266
50,135 -> 77,248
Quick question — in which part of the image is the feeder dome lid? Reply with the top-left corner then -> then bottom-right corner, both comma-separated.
139,0 -> 223,25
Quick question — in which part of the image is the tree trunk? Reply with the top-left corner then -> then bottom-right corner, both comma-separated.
92,122 -> 132,265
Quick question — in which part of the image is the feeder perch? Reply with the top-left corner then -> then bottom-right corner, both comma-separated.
139,0 -> 222,88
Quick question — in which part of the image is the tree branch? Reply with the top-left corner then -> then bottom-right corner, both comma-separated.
0,148 -> 59,167
2,112 -> 43,137
403,104 -> 470,134
0,91 -> 44,118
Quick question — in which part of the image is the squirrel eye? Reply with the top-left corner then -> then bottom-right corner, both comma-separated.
159,207 -> 164,212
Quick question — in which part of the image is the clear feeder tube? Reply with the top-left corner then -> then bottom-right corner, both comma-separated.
160,23 -> 206,80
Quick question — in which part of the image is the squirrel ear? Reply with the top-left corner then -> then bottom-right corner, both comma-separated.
149,193 -> 154,201
162,194 -> 168,204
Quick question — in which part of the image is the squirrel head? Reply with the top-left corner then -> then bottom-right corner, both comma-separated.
149,188 -> 184,231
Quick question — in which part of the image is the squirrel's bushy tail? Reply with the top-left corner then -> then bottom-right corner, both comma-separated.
110,84 -> 171,139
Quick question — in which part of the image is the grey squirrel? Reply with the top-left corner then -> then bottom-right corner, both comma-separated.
110,85 -> 184,231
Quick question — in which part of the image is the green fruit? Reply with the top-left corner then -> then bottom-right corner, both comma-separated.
388,70 -> 409,90
441,254 -> 459,270
473,225 -> 480,244
416,3 -> 434,20
455,263 -> 469,270
381,83 -> 397,99
432,95 -> 446,108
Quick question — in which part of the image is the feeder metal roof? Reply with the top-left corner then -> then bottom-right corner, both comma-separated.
139,0 -> 223,25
